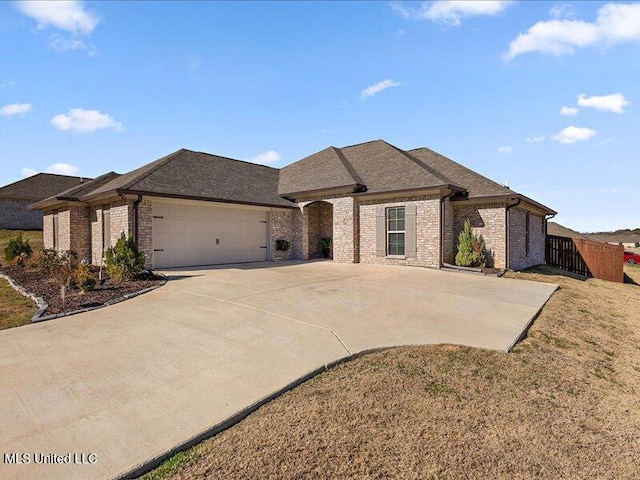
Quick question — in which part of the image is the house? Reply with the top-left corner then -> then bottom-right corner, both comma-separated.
0,173 -> 90,230
547,222 -> 585,239
29,140 -> 555,270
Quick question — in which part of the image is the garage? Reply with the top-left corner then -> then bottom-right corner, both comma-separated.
152,199 -> 269,269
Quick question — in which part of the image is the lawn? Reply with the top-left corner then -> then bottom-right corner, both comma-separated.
0,230 -> 42,329
143,265 -> 640,480
0,229 -> 43,264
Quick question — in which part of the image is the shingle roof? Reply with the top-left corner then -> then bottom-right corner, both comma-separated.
82,149 -> 295,208
408,147 -> 512,198
28,172 -> 120,209
278,146 -> 363,196
279,140 -> 462,197
547,222 -> 586,239
0,173 -> 91,201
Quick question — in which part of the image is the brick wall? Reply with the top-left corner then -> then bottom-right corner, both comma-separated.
305,201 -> 333,259
56,208 -> 71,251
443,198 -> 455,264
453,202 -> 506,268
270,209 -> 294,261
291,207 -> 304,260
359,195 -> 441,268
0,200 -> 43,230
43,211 -> 54,249
508,207 -> 545,270
69,205 -> 91,262
90,206 -> 103,265
109,199 -> 133,246
137,198 -> 153,269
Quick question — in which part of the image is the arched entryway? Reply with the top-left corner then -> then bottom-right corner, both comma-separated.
304,201 -> 333,259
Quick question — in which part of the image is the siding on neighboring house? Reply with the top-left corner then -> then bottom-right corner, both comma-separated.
0,200 -> 43,230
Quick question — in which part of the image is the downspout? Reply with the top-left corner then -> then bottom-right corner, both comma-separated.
544,212 -> 557,236
133,194 -> 143,243
439,189 -> 456,268
505,198 -> 521,270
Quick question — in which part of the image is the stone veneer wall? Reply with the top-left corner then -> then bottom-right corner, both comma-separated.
359,195 -> 441,268
43,211 -> 54,249
453,202 -> 506,268
508,207 -> 545,270
270,209 -> 294,261
0,200 -> 43,230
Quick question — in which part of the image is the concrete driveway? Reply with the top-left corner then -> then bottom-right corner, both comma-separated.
0,261 -> 556,479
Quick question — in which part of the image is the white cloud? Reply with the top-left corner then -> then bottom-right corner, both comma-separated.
552,125 -> 596,144
549,4 -> 577,19
16,0 -> 99,35
49,34 -> 96,56
47,163 -> 79,175
51,108 -> 123,133
252,150 -> 281,165
506,3 -> 640,59
0,103 -> 32,116
560,106 -> 579,116
0,79 -> 16,88
360,79 -> 401,100
391,1 -> 512,26
577,92 -> 630,113
21,167 -> 37,177
525,135 -> 546,143
498,145 -> 513,154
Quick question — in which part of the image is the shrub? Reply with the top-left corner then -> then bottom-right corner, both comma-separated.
3,233 -> 32,262
74,261 -> 96,292
275,239 -> 290,251
50,250 -> 79,288
105,233 -> 145,283
320,237 -> 332,249
455,219 -> 487,268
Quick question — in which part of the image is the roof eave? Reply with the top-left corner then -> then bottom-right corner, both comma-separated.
452,193 -> 556,215
353,184 -> 465,199
278,184 -> 364,200
119,189 -> 297,209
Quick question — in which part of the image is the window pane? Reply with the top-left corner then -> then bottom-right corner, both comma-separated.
396,208 -> 405,220
396,218 -> 405,231
388,218 -> 397,231
387,233 -> 405,255
388,208 -> 397,221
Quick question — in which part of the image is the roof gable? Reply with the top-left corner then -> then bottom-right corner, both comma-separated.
0,173 -> 91,201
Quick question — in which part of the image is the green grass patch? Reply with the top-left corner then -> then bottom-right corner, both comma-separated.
0,278 -> 35,330
139,448 -> 200,480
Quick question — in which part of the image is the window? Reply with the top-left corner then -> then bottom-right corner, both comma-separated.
525,212 -> 530,256
386,207 -> 405,256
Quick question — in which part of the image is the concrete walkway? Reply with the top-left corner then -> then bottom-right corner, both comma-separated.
0,261 -> 557,479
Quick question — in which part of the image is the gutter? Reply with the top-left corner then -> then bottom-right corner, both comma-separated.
439,188 -> 456,267
505,198 -> 521,270
544,212 -> 557,237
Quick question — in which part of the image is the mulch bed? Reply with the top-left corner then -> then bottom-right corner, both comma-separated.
0,265 -> 164,316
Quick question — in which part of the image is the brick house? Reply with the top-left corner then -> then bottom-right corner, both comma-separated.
30,140 -> 555,271
0,173 -> 89,230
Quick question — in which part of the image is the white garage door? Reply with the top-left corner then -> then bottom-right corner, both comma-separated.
153,201 -> 269,269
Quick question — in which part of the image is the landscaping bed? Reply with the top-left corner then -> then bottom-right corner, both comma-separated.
0,265 -> 164,317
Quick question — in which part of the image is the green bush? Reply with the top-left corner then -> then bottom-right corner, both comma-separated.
105,233 -> 145,283
3,233 -> 32,262
75,262 -> 96,292
455,219 -> 488,268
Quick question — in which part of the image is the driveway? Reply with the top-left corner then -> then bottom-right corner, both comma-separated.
0,261 -> 556,479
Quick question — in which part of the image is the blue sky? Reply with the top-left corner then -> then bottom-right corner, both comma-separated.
1,1 -> 638,232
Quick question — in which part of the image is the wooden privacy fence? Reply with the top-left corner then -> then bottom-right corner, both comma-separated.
546,234 -> 624,283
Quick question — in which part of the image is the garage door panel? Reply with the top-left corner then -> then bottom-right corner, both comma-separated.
153,202 -> 268,269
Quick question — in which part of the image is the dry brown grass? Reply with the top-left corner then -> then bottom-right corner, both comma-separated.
144,265 -> 640,480
0,278 -> 36,330
0,229 -> 43,266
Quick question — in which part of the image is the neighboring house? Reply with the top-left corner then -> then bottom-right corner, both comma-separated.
29,140 -> 555,270
547,222 -> 585,239
0,173 -> 90,230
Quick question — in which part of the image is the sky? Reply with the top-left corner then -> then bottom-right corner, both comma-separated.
0,1 -> 638,232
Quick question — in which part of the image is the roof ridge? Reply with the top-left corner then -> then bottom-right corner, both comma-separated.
186,149 -> 282,171
385,142 -> 456,186
339,138 -> 384,150
409,147 -> 510,193
56,171 -> 119,198
121,149 -> 187,191
332,147 -> 365,186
